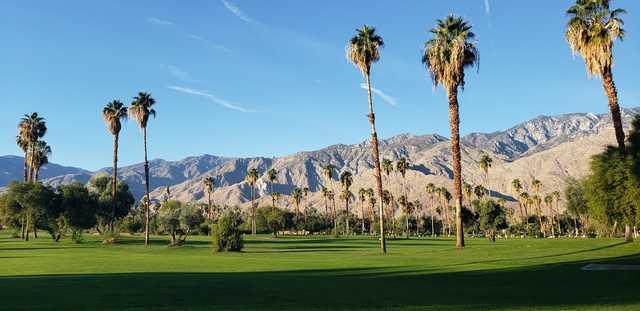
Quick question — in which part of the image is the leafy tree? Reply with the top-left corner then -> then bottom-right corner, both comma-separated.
347,25 -> 387,253
212,208 -> 244,252
58,183 -> 99,242
90,176 -> 135,234
129,92 -> 157,246
473,199 -> 508,242
423,15 -> 479,248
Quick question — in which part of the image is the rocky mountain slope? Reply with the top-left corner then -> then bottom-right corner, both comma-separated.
2,107 -> 637,213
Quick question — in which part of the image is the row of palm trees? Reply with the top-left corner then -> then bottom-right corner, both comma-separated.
346,0 -> 629,252
101,92 -> 157,245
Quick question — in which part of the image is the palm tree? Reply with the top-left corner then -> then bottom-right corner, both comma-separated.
366,188 -> 376,234
398,195 -> 410,239
358,188 -> 368,234
102,100 -> 128,230
440,188 -> 452,236
511,179 -> 525,230
321,186 -> 330,216
129,92 -> 157,246
291,187 -> 303,225
245,167 -> 259,235
303,187 -> 310,224
17,113 -> 47,182
552,191 -> 562,235
347,25 -> 387,253
566,0 -> 626,149
30,140 -> 51,182
519,192 -> 531,220
544,194 -> 555,237
382,158 -> 394,185
396,157 -> 409,198
203,177 -> 215,220
425,183 -> 436,237
479,154 -> 492,196
531,178 -> 542,194
422,15 -> 479,248
532,195 -> 544,237
323,164 -> 336,227
327,190 -> 336,232
340,171 -> 353,235
462,182 -> 473,207
267,168 -> 278,209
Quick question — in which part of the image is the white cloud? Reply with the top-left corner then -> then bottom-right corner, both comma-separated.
147,17 -> 174,26
188,34 -> 233,53
161,65 -> 192,82
221,0 -> 254,23
360,83 -> 398,107
168,86 -> 254,113
484,0 -> 491,16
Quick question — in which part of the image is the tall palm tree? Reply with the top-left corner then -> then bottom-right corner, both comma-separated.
566,0 -> 626,149
552,191 -> 562,235
340,171 -> 353,235
532,195 -> 544,237
245,167 -> 259,235
544,194 -> 555,237
441,188 -> 452,236
327,190 -> 336,232
366,188 -> 376,234
396,157 -> 409,198
267,168 -> 278,208
30,140 -> 51,182
323,164 -> 336,227
291,187 -> 303,224
303,187 -> 310,224
479,154 -> 492,196
462,182 -> 473,207
519,192 -> 531,220
358,188 -> 368,234
511,179 -> 525,229
398,195 -> 410,239
531,178 -> 542,195
382,158 -> 394,185
129,92 -> 157,246
203,177 -> 215,220
102,100 -> 128,230
347,25 -> 387,253
321,186 -> 330,216
422,15 -> 479,248
425,183 -> 436,237
17,113 -> 47,182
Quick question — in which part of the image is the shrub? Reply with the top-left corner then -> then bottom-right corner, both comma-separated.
212,208 -> 244,252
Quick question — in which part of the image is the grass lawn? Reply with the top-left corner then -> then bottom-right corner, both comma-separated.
0,233 -> 639,310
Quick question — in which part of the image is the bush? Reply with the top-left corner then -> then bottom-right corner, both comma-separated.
212,208 -> 244,252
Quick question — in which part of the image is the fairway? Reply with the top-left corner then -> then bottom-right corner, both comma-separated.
0,234 -> 639,310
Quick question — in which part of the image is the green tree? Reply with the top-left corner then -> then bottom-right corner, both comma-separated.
473,199 -> 508,242
129,92 -> 157,246
29,140 -> 51,182
347,25 -> 387,253
566,0 -> 627,149
102,100 -> 128,231
212,208 -> 244,252
422,15 -> 479,248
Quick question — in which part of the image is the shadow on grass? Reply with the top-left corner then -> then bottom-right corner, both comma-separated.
0,254 -> 638,310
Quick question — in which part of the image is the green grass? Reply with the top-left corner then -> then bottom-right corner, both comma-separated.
0,233 -> 639,310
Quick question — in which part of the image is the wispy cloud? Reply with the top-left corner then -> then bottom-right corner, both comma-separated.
221,0 -> 254,23
188,34 -> 233,53
168,86 -> 254,113
161,65 -> 192,82
484,0 -> 491,16
360,84 -> 398,107
147,17 -> 174,26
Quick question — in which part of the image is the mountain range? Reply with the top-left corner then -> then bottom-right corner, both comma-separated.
2,107 -> 638,212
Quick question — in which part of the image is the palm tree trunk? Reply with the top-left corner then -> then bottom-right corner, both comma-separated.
365,73 -> 386,254
251,185 -> 256,235
25,214 -> 30,241
361,201 -> 366,235
143,127 -> 151,246
447,86 -> 465,248
602,68 -> 626,150
345,198 -> 349,235
23,152 -> 28,182
624,224 -> 633,243
111,133 -> 119,233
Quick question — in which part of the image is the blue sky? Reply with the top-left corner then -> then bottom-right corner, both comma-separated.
1,0 -> 639,171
